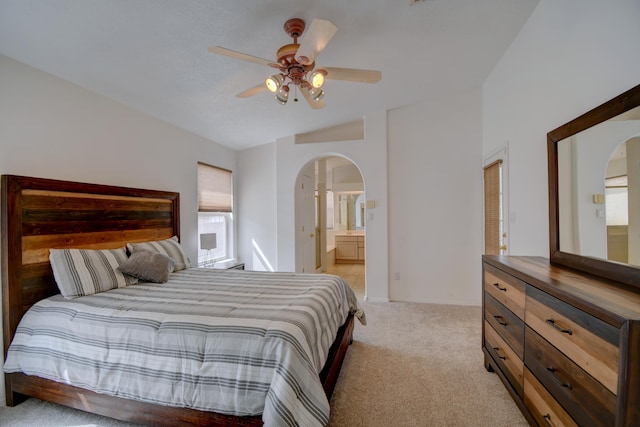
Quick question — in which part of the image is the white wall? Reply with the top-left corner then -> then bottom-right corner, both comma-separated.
483,0 -> 640,257
238,111 -> 390,302
387,88 -> 484,305
238,89 -> 484,307
0,55 -> 237,405
236,142 -> 278,272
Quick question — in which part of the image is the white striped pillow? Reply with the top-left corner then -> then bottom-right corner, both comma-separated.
50,247 -> 138,299
127,236 -> 191,271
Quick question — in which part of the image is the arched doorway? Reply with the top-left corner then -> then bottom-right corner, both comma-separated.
294,155 -> 366,298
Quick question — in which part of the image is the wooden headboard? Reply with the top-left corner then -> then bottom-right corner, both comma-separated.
1,175 -> 180,360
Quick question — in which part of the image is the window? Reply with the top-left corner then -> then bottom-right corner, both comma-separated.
197,162 -> 233,266
484,159 -> 504,255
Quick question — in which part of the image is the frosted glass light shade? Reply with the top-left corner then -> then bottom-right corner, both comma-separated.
266,74 -> 283,92
310,70 -> 326,88
275,87 -> 289,104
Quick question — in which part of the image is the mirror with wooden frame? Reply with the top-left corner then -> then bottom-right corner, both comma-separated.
548,83 -> 640,288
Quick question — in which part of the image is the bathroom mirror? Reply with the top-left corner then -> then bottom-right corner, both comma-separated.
548,83 -> 640,288
337,192 -> 365,230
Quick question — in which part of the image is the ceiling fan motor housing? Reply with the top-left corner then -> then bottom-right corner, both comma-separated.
277,18 -> 315,87
283,18 -> 305,40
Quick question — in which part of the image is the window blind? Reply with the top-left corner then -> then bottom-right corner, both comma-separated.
484,160 -> 502,255
198,162 -> 232,212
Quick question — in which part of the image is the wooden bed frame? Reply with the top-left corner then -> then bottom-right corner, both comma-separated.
1,174 -> 354,426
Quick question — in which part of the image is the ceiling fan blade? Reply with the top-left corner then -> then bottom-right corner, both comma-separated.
323,67 -> 382,83
208,46 -> 272,67
295,19 -> 338,65
236,83 -> 268,98
301,87 -> 326,109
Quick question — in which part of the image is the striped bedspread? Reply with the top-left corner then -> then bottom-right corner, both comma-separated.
4,268 -> 365,427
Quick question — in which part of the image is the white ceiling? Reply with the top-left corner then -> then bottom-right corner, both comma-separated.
0,0 -> 539,150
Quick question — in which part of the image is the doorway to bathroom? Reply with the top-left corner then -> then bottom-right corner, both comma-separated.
295,155 -> 366,298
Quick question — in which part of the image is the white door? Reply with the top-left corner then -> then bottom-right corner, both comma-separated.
300,174 -> 316,272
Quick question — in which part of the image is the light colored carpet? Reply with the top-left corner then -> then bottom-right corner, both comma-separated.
0,266 -> 528,426
327,301 -> 528,426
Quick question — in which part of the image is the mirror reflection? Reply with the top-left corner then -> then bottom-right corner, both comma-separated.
557,105 -> 640,266
337,192 -> 365,230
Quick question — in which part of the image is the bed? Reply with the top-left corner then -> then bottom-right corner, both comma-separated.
1,174 -> 363,426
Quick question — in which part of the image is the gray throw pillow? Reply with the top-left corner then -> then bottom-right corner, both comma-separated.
118,250 -> 175,283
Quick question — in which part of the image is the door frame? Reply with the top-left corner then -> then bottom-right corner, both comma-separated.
483,143 -> 510,255
294,155 -> 367,273
294,163 -> 318,273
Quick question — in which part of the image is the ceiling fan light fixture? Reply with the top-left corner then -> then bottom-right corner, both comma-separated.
309,87 -> 325,102
275,85 -> 289,104
266,74 -> 283,93
309,69 -> 327,89
209,17 -> 381,110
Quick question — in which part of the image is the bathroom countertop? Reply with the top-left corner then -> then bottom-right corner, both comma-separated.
335,231 -> 365,236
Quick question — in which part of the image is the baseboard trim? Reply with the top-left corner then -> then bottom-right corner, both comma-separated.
390,297 -> 480,306
364,296 -> 390,303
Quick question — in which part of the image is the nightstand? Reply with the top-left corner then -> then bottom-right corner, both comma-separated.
221,262 -> 244,270
199,261 -> 244,270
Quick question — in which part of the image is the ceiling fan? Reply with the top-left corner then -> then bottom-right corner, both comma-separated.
208,18 -> 382,109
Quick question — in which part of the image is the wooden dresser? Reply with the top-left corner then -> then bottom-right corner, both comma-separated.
482,255 -> 640,427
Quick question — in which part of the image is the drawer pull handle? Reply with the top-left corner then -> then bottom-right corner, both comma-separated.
546,367 -> 572,390
543,414 -> 557,427
493,315 -> 508,327
493,282 -> 507,291
545,318 -> 573,335
492,347 -> 507,360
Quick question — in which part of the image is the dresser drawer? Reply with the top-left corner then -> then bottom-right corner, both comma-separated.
525,285 -> 619,394
525,326 -> 616,427
524,368 -> 578,427
485,321 -> 523,397
485,292 -> 524,358
484,263 -> 526,319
